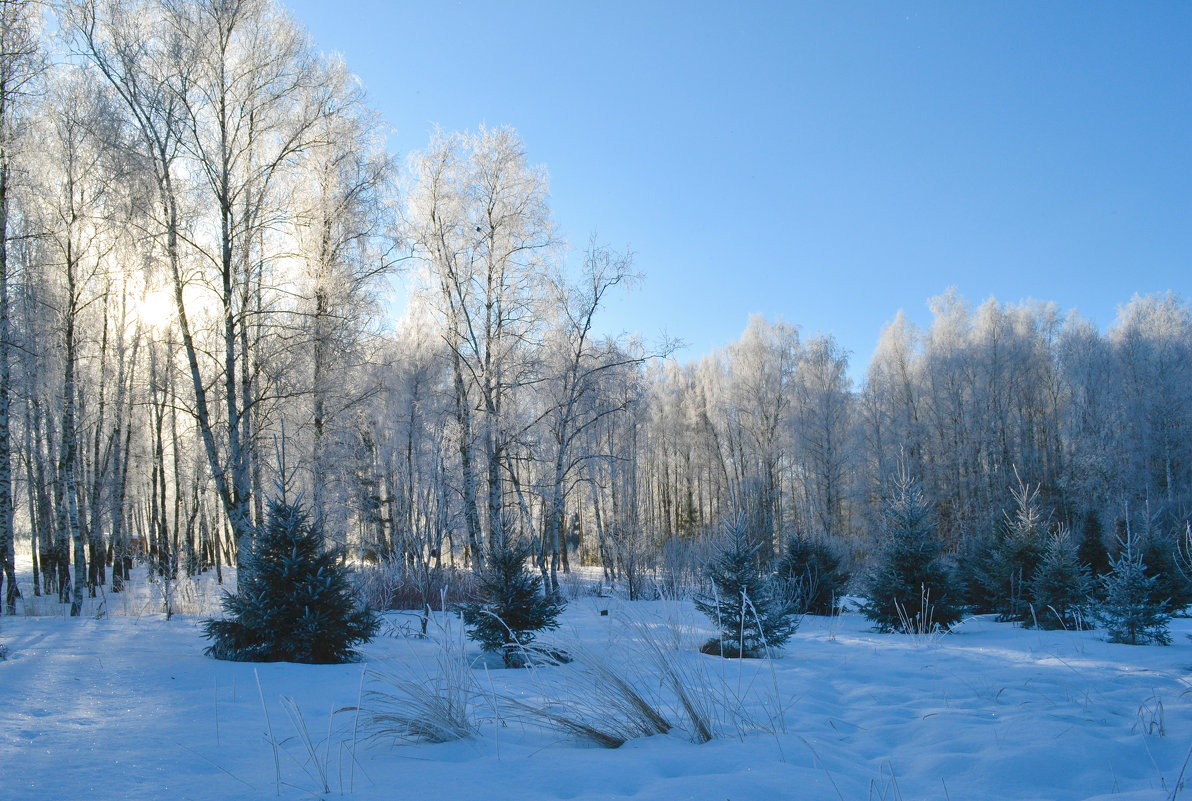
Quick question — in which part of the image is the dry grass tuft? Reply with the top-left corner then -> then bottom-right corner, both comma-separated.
362,627 -> 478,744
505,642 -> 672,747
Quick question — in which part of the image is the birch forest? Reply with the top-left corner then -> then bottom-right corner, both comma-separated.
2,0 -> 1191,616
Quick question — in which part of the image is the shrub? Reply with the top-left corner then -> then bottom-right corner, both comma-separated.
203,499 -> 379,664
776,532 -> 850,616
694,516 -> 797,658
355,557 -> 478,635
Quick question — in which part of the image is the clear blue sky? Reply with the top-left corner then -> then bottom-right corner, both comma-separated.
284,0 -> 1191,380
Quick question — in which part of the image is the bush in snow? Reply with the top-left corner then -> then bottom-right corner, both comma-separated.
355,556 -> 478,636
861,471 -> 962,633
1027,527 -> 1092,630
458,535 -> 565,668
694,516 -> 797,658
776,532 -> 850,616
1095,532 -> 1171,646
203,499 -> 380,663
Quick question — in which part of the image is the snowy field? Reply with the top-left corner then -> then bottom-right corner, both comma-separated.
3,576 -> 1192,801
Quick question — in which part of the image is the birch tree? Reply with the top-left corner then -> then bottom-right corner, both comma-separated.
537,240 -> 645,592
30,74 -> 124,615
68,0 -> 363,573
288,84 -> 396,535
793,334 -> 853,542
729,315 -> 799,549
0,0 -> 42,613
405,126 -> 556,567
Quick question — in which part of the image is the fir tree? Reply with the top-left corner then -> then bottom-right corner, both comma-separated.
1177,523 -> 1192,595
861,471 -> 962,633
1027,528 -> 1091,630
1096,532 -> 1172,645
987,480 -> 1047,623
1140,528 -> 1192,614
955,528 -> 1002,614
203,500 -> 380,664
695,516 -> 798,658
776,532 -> 850,616
1076,510 -> 1110,579
459,536 -> 565,667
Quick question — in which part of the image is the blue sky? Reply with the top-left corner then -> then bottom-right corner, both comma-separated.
284,0 -> 1191,380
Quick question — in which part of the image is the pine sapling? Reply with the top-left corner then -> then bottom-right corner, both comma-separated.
988,478 -> 1047,623
203,499 -> 379,663
776,532 -> 850,616
1077,510 -> 1111,579
1140,526 -> 1192,614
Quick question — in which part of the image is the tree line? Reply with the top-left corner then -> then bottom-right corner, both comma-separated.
570,292 -> 1191,599
2,0 -> 1190,617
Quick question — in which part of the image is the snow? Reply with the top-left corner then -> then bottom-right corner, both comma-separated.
3,583 -> 1192,801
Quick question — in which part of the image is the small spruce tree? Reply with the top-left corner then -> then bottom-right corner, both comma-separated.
203,500 -> 379,663
987,480 -> 1047,623
861,471 -> 962,633
955,527 -> 1002,614
776,532 -> 850,616
1076,510 -> 1110,579
695,516 -> 798,658
1027,528 -> 1091,630
1140,529 -> 1192,614
1177,523 -> 1192,593
1096,532 -> 1171,645
459,536 -> 565,667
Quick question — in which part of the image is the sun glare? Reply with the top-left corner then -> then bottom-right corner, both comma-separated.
137,289 -> 175,331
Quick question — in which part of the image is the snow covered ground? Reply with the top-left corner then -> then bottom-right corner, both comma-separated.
3,578 -> 1192,801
